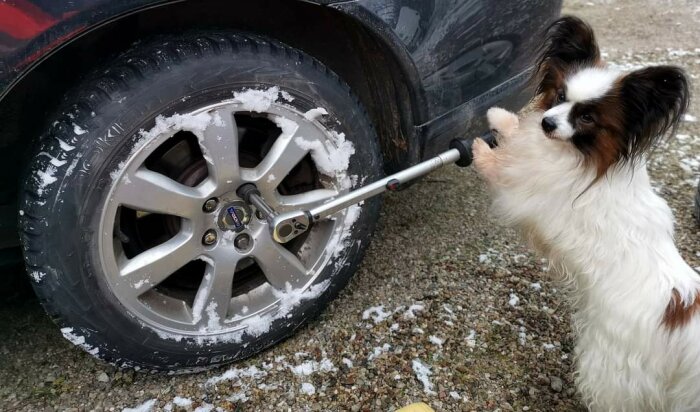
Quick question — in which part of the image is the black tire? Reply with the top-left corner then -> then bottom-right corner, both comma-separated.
19,31 -> 382,371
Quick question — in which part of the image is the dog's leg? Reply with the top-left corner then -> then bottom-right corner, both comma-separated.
472,137 -> 501,184
487,107 -> 519,141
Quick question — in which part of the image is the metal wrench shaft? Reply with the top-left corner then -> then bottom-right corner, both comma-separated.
308,149 -> 460,221
266,133 -> 496,243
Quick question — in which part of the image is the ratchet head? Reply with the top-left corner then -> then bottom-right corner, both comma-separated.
270,210 -> 312,243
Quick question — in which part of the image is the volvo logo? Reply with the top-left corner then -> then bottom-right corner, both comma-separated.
218,200 -> 250,232
227,206 -> 244,230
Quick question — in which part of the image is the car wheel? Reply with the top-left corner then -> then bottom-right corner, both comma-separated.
19,31 -> 382,371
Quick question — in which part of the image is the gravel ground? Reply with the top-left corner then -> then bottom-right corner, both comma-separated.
2,1 -> 700,411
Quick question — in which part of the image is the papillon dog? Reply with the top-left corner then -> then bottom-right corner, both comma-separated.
471,16 -> 695,411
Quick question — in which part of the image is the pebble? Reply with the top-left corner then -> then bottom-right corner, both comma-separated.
97,372 -> 109,383
550,376 -> 564,393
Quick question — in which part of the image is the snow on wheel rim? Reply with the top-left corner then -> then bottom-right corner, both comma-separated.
97,87 -> 361,343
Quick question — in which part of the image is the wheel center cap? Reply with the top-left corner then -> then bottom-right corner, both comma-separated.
218,200 -> 251,232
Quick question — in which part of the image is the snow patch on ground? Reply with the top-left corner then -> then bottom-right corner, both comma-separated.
228,392 -> 248,403
300,382 -> 316,395
193,403 -> 215,412
442,304 -> 454,315
680,156 -> 700,174
428,335 -> 444,347
172,396 -> 192,407
207,356 -> 337,402
509,293 -> 520,307
466,329 -> 477,348
477,248 -> 511,267
412,359 -> 436,395
604,48 -> 700,72
287,358 -> 336,376
362,305 -> 391,324
206,365 -> 267,386
368,343 -> 391,361
122,399 -> 156,412
518,326 -> 527,346
403,304 -> 425,319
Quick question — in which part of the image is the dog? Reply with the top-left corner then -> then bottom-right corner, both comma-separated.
471,16 -> 695,412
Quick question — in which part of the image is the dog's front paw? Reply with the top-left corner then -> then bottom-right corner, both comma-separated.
472,137 -> 499,183
487,107 -> 519,139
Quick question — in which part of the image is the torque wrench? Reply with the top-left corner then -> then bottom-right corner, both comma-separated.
237,132 -> 497,244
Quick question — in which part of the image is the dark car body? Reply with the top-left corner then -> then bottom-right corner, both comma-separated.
0,0 -> 561,253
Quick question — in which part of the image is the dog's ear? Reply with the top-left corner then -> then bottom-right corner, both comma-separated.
619,66 -> 690,160
534,16 -> 600,95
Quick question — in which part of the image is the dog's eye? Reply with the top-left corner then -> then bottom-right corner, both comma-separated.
556,90 -> 566,104
580,113 -> 594,124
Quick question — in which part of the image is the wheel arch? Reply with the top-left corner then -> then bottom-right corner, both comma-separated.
0,0 -> 425,201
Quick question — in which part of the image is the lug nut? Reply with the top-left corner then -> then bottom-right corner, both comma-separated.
234,233 -> 252,251
202,229 -> 218,246
202,198 -> 218,213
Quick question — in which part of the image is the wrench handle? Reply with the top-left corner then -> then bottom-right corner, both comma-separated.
449,131 -> 498,167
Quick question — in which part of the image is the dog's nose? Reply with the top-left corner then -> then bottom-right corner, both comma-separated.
542,117 -> 557,133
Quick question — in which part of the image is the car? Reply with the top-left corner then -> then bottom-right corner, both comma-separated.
0,0 -> 562,371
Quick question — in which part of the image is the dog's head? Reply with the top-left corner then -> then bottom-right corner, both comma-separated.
534,16 -> 690,177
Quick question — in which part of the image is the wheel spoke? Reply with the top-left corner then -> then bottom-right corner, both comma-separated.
191,254 -> 239,326
247,117 -> 326,188
275,188 -> 339,213
199,108 -> 240,185
119,231 -> 199,295
252,229 -> 308,290
115,168 -> 204,218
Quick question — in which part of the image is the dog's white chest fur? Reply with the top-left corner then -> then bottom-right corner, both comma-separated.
475,110 -> 700,411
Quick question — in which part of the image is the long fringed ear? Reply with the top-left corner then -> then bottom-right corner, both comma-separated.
619,66 -> 690,160
533,16 -> 601,94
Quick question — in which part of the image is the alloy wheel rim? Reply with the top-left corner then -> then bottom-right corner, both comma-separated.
98,99 -> 353,338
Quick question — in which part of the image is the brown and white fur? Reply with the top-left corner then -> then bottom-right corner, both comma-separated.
472,16 -> 696,412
